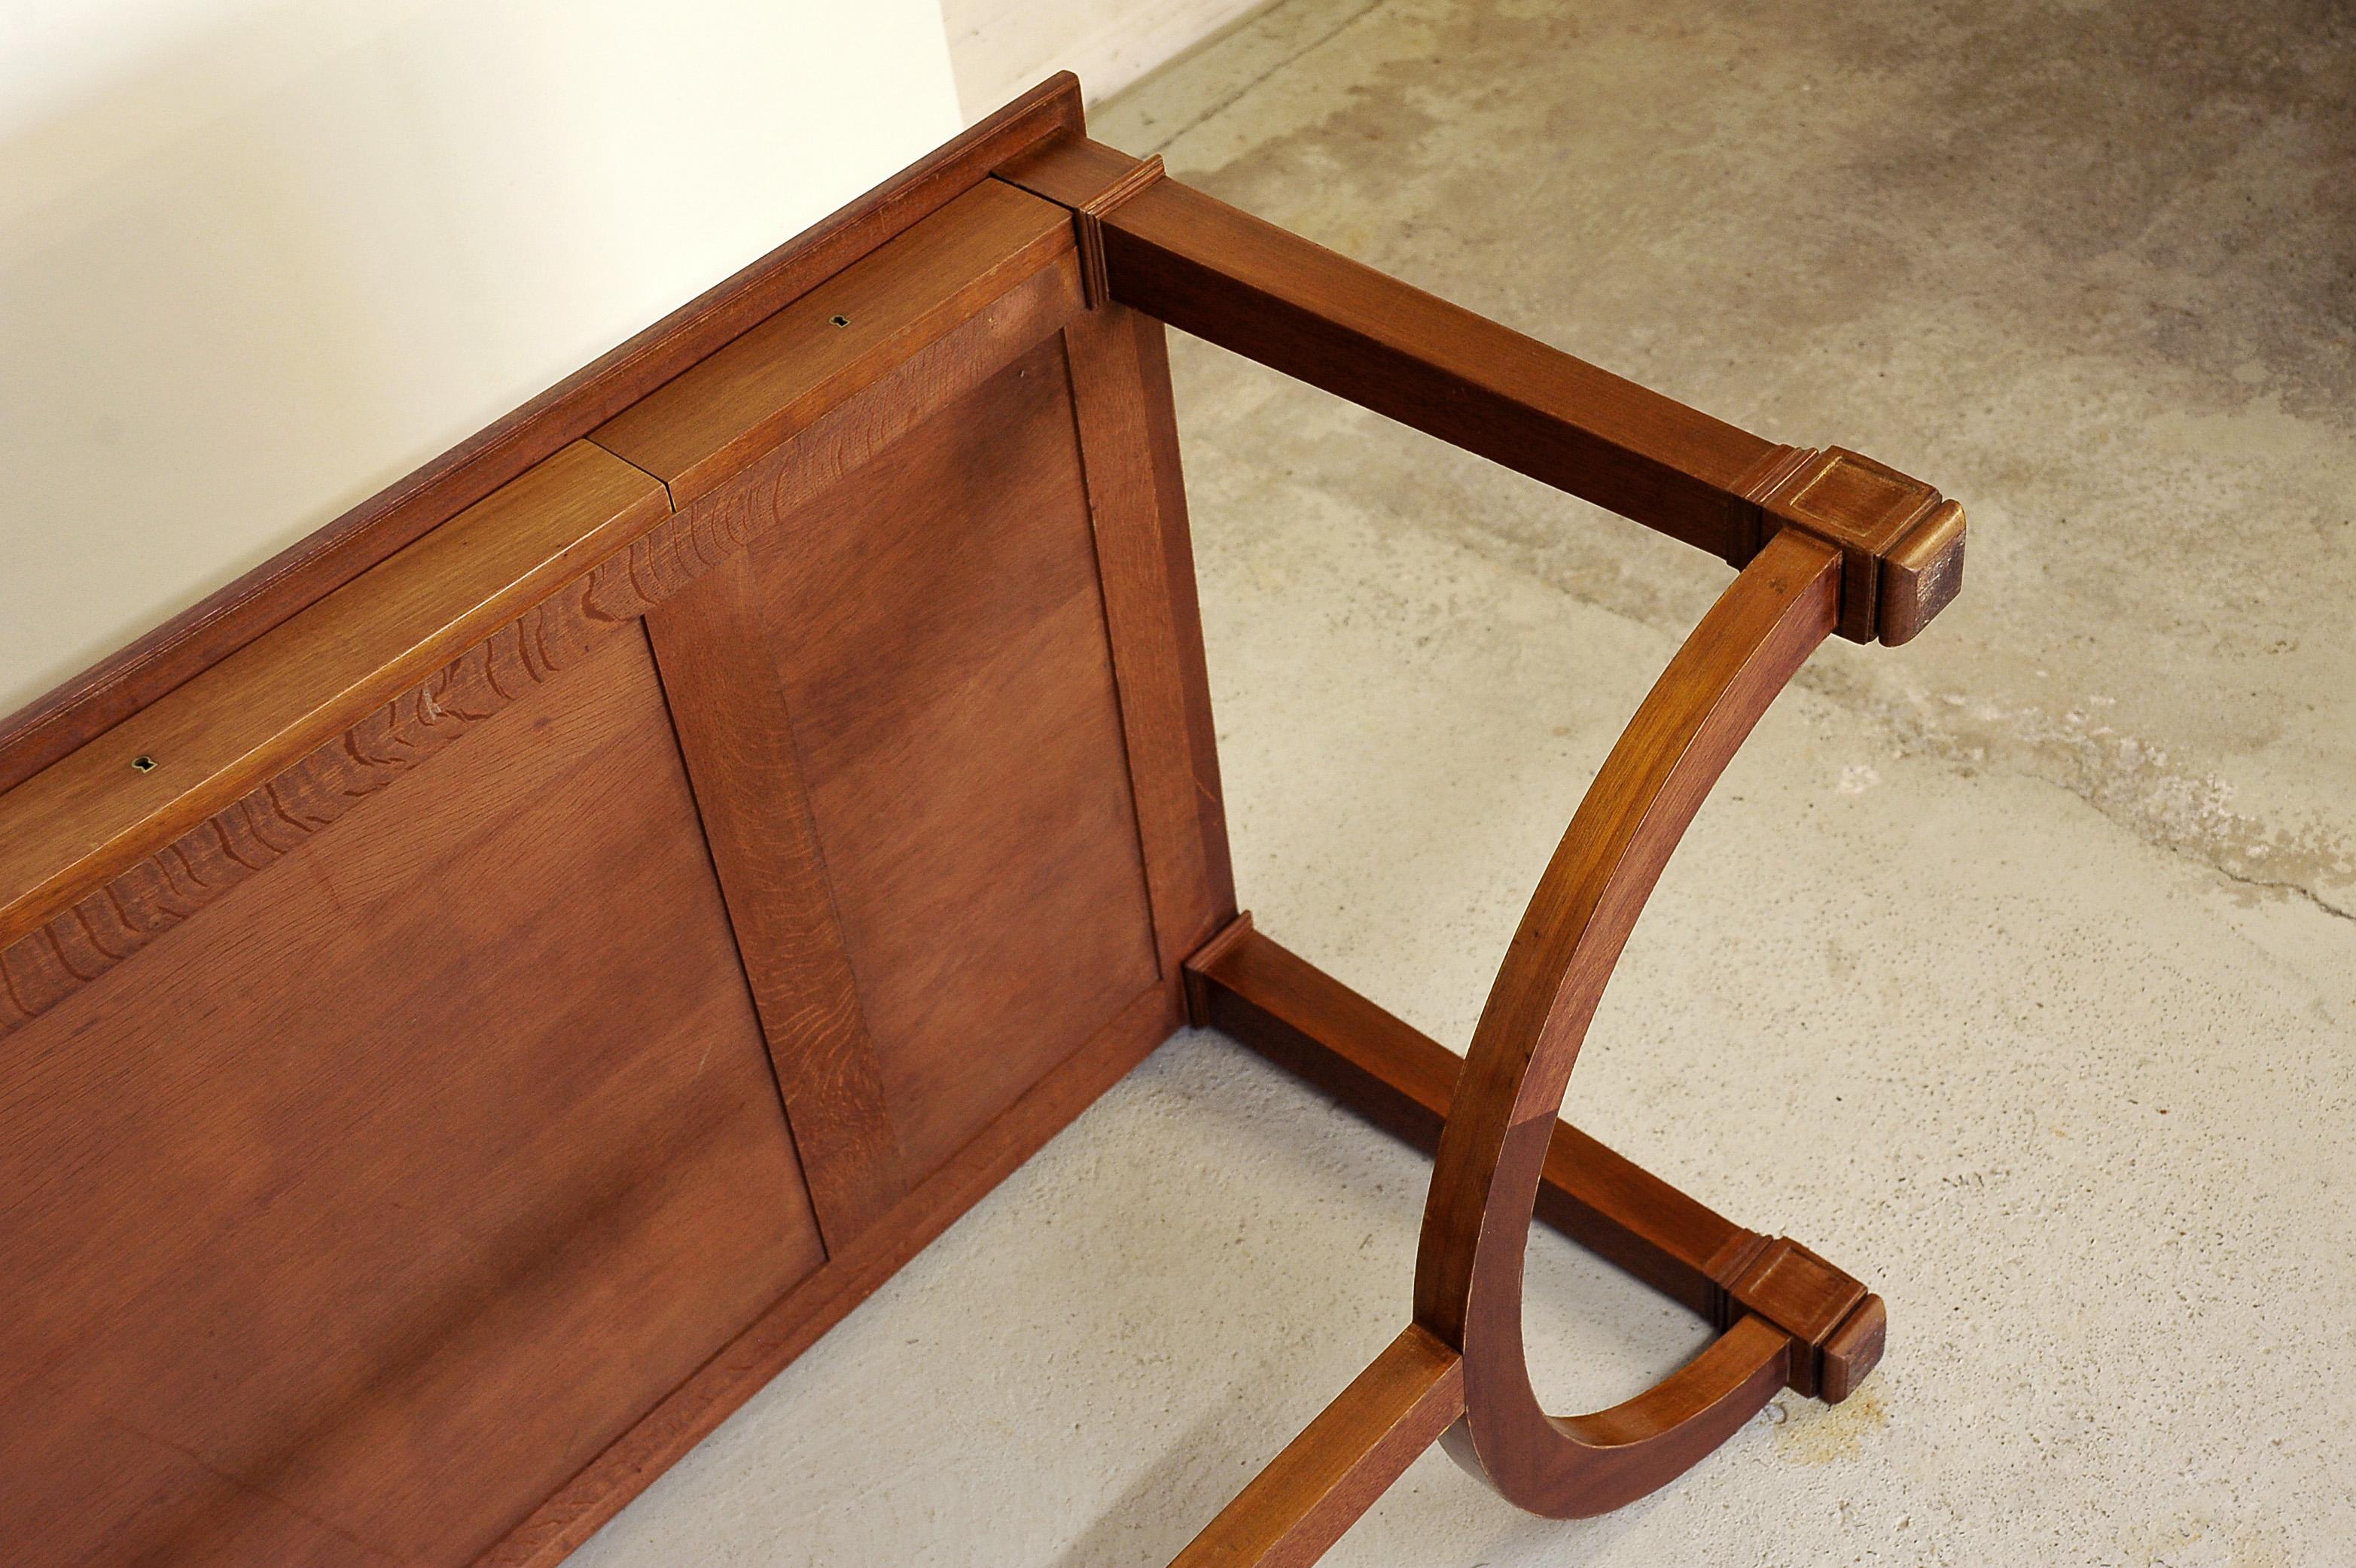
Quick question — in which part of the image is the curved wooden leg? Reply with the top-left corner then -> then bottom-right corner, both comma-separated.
1168,529 -> 1884,1562
1434,1314 -> 1791,1515
1413,527 -> 1845,1515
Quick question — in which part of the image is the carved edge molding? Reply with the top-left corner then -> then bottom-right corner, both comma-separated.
1735,445 -> 1967,647
0,469 -> 777,1040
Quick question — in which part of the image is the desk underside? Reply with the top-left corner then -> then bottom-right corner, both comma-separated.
0,113 -> 1230,1566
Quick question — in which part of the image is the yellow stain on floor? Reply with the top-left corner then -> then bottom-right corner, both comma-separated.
1773,1383 -> 1889,1466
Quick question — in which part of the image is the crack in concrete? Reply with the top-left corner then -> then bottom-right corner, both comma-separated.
1896,710 -> 2356,924
1831,675 -> 2356,926
1199,443 -> 2356,932
2213,864 -> 2356,924
1274,461 -> 2356,928
1346,486 -> 2356,930
1325,468 -> 2356,931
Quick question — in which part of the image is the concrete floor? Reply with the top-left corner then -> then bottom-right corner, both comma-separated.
573,2 -> 2356,1563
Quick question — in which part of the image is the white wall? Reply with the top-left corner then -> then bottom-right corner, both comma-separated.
0,0 -> 962,717
940,0 -> 1269,123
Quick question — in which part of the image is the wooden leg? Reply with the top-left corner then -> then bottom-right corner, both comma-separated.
1166,537 -> 1890,1563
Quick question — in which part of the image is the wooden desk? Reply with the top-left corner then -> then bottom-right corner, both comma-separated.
0,74 -> 1959,1567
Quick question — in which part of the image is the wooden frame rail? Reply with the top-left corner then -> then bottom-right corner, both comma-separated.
1001,124 -> 1955,1565
1001,134 -> 1964,648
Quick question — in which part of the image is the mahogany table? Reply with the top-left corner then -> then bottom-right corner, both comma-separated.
0,75 -> 1961,1566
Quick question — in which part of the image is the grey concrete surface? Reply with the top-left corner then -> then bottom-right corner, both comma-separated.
572,2 -> 2356,1562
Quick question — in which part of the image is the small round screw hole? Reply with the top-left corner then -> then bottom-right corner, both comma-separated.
131,754 -> 157,772
829,314 -> 850,327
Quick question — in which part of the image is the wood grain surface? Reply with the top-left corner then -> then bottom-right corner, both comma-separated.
1064,301 -> 1238,981
0,629 -> 824,1566
1000,134 -> 1965,645
748,337 -> 1160,1181
646,549 -> 908,1250
1,190 -> 1084,1038
1000,134 -> 1783,560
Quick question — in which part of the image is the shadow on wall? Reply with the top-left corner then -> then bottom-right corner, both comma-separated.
0,0 -> 962,717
